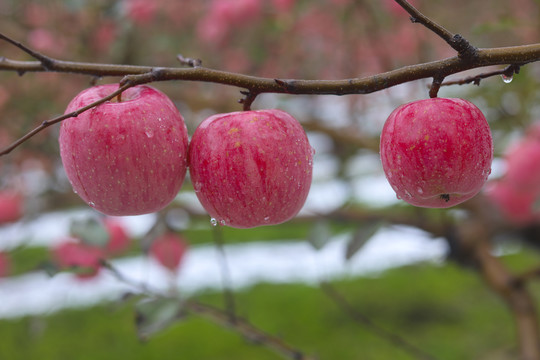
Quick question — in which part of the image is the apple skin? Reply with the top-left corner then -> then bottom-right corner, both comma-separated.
188,109 -> 313,228
59,84 -> 189,216
149,233 -> 188,272
380,98 -> 493,208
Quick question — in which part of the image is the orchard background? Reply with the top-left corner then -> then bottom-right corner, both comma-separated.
1,0 -> 540,359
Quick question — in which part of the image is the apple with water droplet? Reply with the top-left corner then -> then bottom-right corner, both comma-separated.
380,98 -> 493,208
188,109 -> 314,228
59,84 -> 189,215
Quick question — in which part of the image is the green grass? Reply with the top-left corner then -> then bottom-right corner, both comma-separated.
0,257 -> 530,360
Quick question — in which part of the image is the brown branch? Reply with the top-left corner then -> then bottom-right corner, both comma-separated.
1,31 -> 540,95
321,282 -> 438,360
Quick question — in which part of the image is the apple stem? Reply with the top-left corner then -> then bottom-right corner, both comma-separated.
239,90 -> 259,111
429,75 -> 444,98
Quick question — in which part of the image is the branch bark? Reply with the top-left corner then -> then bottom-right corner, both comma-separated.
1,42 -> 540,95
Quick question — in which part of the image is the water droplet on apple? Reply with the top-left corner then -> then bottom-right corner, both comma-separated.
403,190 -> 412,198
193,182 -> 201,193
396,194 -> 402,200
73,189 -> 78,194
88,201 -> 96,207
417,187 -> 424,195
219,219 -> 226,226
501,74 -> 513,83
210,218 -> 217,226
263,216 -> 270,222
145,130 -> 154,138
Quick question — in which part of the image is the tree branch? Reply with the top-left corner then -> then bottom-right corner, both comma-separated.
1,31 -> 540,96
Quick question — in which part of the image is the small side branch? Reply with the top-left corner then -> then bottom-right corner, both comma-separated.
0,32 -> 56,69
394,0 -> 478,60
440,64 -> 522,87
0,82 -> 133,156
185,300 -> 315,360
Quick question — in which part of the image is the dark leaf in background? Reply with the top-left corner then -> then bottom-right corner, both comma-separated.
135,297 -> 185,340
69,217 -> 110,248
345,222 -> 383,261
307,219 -> 332,250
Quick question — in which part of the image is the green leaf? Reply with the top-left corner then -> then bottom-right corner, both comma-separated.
307,219 -> 332,250
70,217 -> 110,248
135,297 -> 185,340
345,222 -> 383,261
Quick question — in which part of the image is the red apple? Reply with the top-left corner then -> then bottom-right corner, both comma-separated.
52,239 -> 104,279
380,98 -> 493,208
485,181 -> 540,225
0,190 -> 24,224
189,109 -> 313,228
103,217 -> 131,256
149,233 -> 188,272
485,131 -> 540,225
59,84 -> 189,216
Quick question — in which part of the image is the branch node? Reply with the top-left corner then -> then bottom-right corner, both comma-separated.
274,78 -> 294,92
177,54 -> 202,68
451,34 -> 478,60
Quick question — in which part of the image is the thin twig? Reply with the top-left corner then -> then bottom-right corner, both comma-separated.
393,0 -> 478,60
321,282 -> 438,360
440,64 -> 522,87
177,54 -> 202,68
212,225 -> 237,321
185,300 -> 316,360
0,82 -> 134,156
